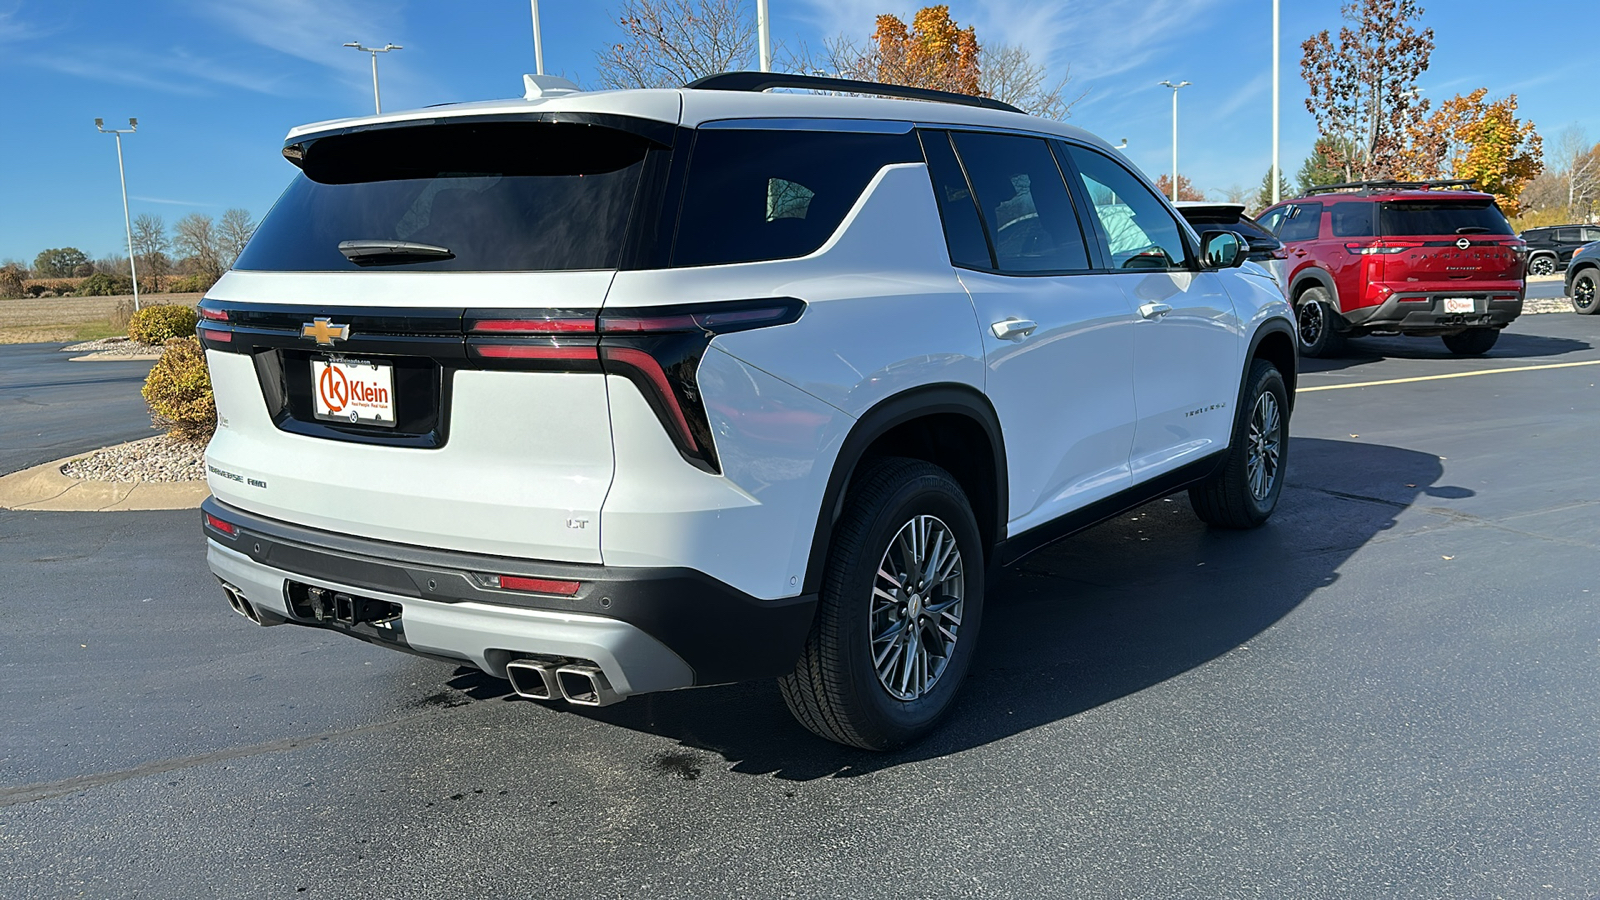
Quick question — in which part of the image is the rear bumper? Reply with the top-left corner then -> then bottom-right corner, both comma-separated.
201,497 -> 816,695
1342,291 -> 1522,334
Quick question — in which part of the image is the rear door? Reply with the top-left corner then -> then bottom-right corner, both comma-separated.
932,129 -> 1138,535
201,117 -> 676,562
1377,199 -> 1521,286
1060,144 -> 1241,479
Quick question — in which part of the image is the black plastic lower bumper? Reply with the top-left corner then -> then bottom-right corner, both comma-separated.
200,497 -> 817,686
1342,293 -> 1521,334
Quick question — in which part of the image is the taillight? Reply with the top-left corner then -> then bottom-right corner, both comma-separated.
198,306 -> 228,321
197,324 -> 232,343
1345,240 -> 1421,255
204,512 -> 236,536
463,298 -> 805,473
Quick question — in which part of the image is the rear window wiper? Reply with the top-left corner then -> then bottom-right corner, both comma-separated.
1454,226 -> 1491,234
338,240 -> 455,267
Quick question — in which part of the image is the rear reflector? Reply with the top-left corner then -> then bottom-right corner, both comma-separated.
204,513 -> 236,536
495,575 -> 582,596
198,325 -> 232,342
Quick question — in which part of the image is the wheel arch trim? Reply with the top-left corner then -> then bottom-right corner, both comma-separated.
800,384 -> 1007,595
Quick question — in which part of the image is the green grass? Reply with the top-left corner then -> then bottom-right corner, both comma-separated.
72,320 -> 123,341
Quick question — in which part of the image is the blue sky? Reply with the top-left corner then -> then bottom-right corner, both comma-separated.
2,0 -> 1595,264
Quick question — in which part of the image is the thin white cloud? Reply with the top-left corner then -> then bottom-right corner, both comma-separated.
28,45 -> 290,97
132,196 -> 217,208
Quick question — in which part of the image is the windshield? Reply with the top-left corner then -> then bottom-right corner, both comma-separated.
235,121 -> 655,272
1379,200 -> 1512,237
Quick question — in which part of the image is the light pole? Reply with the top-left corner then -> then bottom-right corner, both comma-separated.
1272,0 -> 1280,204
757,0 -> 771,72
94,117 -> 141,312
529,1 -> 544,75
343,42 -> 402,114
1159,81 -> 1190,202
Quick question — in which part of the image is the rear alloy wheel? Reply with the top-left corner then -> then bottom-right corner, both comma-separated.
779,458 -> 984,750
1441,328 -> 1499,356
1529,255 -> 1557,277
1573,270 -> 1599,315
1190,360 -> 1288,529
1295,287 -> 1345,358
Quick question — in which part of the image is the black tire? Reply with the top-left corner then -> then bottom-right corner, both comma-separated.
1572,268 -> 1600,315
1441,328 -> 1499,356
1529,254 -> 1557,277
1295,287 -> 1345,358
778,457 -> 985,750
1190,360 -> 1289,529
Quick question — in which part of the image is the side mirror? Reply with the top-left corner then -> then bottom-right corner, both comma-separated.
1201,230 -> 1244,268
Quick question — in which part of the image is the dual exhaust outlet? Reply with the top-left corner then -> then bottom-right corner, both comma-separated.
221,582 -> 279,627
505,659 -> 622,707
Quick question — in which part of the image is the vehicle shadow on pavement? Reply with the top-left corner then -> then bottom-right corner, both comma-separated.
453,438 -> 1457,780
1299,330 -> 1590,375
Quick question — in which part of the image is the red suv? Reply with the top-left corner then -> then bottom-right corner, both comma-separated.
1257,180 -> 1526,357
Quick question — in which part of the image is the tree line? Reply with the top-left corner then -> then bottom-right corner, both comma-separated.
2,209 -> 255,299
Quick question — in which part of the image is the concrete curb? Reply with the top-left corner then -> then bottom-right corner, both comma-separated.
69,351 -> 164,362
0,446 -> 208,512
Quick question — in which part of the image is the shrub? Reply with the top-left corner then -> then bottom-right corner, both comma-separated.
142,336 -> 216,442
75,272 -> 134,296
128,304 -> 199,345
0,264 -> 24,299
167,273 -> 214,294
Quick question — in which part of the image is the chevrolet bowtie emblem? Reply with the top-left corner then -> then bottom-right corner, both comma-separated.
301,317 -> 350,346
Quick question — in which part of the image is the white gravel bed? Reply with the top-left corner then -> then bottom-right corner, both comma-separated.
60,435 -> 206,483
1523,297 -> 1575,315
61,336 -> 165,356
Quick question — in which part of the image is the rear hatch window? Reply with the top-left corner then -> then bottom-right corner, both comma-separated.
236,121 -> 657,272
1379,200 -> 1512,236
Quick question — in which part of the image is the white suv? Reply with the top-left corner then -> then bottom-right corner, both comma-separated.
200,72 -> 1297,750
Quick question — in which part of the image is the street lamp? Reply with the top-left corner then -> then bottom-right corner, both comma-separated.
1272,0 -> 1280,204
757,0 -> 771,72
344,41 -> 402,114
529,1 -> 544,75
94,117 -> 141,312
1158,80 -> 1191,202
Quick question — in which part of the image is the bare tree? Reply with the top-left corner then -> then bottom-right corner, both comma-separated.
130,213 -> 170,293
1219,184 -> 1252,207
1552,125 -> 1600,215
173,213 -> 224,285
594,0 -> 753,90
979,42 -> 1080,119
218,208 -> 256,269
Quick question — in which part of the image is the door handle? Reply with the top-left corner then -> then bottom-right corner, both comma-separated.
990,318 -> 1038,341
1138,302 -> 1173,320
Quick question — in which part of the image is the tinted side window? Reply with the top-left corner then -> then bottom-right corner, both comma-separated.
1585,228 -> 1600,241
918,130 -> 993,269
1556,228 -> 1582,242
671,129 -> 922,268
1277,202 -> 1324,241
1256,207 -> 1287,236
1330,202 -> 1376,237
950,132 -> 1090,273
1063,145 -> 1188,270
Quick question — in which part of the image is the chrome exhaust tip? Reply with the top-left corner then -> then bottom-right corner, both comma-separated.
222,583 -> 259,624
504,660 -> 560,700
554,665 -> 622,707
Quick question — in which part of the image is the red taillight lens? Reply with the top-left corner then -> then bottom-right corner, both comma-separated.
204,513 -> 236,536
198,325 -> 232,343
468,344 -> 599,361
1345,241 -> 1420,255
600,345 -> 700,452
198,306 -> 228,321
495,575 -> 581,596
467,317 -> 596,335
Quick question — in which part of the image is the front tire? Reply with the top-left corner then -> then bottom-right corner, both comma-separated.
1572,269 -> 1599,315
1295,287 -> 1346,358
1442,328 -> 1499,356
1529,254 -> 1557,276
779,458 -> 985,750
1190,360 -> 1288,529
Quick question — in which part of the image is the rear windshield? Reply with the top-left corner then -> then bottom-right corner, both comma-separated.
1379,201 -> 1512,237
235,121 -> 654,272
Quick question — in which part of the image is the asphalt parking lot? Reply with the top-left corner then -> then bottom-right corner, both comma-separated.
2,312 -> 1598,899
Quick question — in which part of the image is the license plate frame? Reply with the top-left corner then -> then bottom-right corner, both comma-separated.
311,356 -> 397,427
1442,297 -> 1476,314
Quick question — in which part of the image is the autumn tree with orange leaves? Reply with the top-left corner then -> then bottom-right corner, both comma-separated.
828,6 -> 979,96
1155,174 -> 1206,202
1401,88 -> 1542,216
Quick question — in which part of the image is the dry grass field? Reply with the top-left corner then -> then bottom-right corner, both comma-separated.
0,293 -> 200,343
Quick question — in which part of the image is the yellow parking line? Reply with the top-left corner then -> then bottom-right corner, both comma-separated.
1298,359 -> 1600,392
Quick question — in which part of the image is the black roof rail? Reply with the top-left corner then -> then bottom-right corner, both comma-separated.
1304,178 -> 1482,196
683,71 -> 1024,114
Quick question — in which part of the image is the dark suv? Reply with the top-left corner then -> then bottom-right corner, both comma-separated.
1258,180 -> 1526,357
1521,224 -> 1600,276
